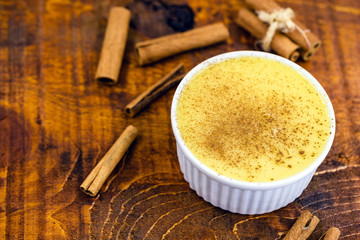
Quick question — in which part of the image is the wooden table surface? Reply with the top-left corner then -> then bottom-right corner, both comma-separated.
1,0 -> 359,239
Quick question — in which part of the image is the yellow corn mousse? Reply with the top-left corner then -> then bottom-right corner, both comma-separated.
176,57 -> 332,182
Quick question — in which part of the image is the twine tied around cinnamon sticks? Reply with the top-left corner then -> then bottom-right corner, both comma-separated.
256,7 -> 312,53
256,8 -> 295,51
236,0 -> 321,61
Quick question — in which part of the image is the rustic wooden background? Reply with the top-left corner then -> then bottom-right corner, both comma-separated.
0,0 -> 359,239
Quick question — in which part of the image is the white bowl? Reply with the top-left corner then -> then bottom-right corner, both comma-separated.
171,51 -> 335,215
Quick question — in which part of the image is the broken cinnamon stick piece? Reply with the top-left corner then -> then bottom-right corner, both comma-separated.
319,227 -> 341,240
245,0 -> 321,61
235,6 -> 300,61
124,63 -> 186,117
95,7 -> 131,84
283,210 -> 319,240
80,125 -> 138,197
135,22 -> 229,65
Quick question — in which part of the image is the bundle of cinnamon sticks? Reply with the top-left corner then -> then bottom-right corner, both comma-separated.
236,0 -> 321,61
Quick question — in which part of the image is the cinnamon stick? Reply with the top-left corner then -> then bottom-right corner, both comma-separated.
80,125 -> 138,197
283,210 -> 320,240
235,6 -> 300,61
245,0 -> 321,60
124,63 -> 186,117
95,7 -> 131,84
319,227 -> 341,240
135,22 -> 229,66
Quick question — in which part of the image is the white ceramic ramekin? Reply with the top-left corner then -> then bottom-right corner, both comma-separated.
171,51 -> 336,215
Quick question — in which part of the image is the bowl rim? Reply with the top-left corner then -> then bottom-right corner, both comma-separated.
171,50 -> 336,190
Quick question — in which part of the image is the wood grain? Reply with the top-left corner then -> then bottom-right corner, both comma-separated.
0,0 -> 359,239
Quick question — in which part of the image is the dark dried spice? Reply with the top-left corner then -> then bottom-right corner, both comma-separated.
166,4 -> 194,32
